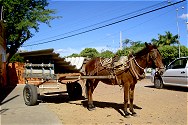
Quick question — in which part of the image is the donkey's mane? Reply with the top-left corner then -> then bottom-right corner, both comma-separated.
133,46 -> 149,57
133,44 -> 157,57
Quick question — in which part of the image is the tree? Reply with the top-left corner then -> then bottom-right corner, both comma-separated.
67,53 -> 79,57
158,45 -> 178,65
9,53 -> 24,63
164,31 -> 179,45
116,49 -> 128,56
100,50 -> 114,58
158,45 -> 188,66
116,40 -> 146,56
1,0 -> 58,63
152,31 -> 179,46
180,45 -> 188,57
80,48 -> 99,58
122,39 -> 132,47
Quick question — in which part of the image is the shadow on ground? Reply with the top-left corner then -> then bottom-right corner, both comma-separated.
38,91 -> 85,104
145,85 -> 188,92
0,85 -> 17,103
83,101 -> 142,116
37,91 -> 142,117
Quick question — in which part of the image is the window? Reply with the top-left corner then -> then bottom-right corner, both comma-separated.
168,58 -> 188,69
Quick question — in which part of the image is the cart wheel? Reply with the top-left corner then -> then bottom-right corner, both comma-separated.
23,84 -> 38,106
66,82 -> 82,99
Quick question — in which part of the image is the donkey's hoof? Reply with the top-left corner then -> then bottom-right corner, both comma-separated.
124,111 -> 131,117
131,112 -> 137,116
88,105 -> 96,111
88,107 -> 96,111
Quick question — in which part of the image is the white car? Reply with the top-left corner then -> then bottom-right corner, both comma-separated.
151,57 -> 188,89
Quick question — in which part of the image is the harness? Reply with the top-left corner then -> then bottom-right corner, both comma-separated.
129,56 -> 145,80
90,48 -> 163,85
98,56 -> 131,85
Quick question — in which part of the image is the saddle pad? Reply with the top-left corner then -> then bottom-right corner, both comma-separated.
101,56 -> 128,68
114,56 -> 128,67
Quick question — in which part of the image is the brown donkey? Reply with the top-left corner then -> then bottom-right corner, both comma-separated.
84,42 -> 165,117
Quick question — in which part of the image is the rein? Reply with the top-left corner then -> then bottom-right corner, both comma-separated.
132,56 -> 145,70
130,56 -> 145,80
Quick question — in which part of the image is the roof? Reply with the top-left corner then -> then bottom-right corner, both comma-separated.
19,49 -> 85,73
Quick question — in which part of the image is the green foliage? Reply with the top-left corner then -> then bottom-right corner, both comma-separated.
66,37 -> 187,67
158,45 -> 188,66
116,41 -> 145,56
158,45 -> 178,66
122,39 -> 132,47
100,50 -> 114,58
127,45 -> 144,55
9,53 -> 24,63
180,45 -> 188,57
80,48 -> 99,58
67,53 -> 80,57
116,49 -> 129,56
1,0 -> 59,62
152,31 -> 179,46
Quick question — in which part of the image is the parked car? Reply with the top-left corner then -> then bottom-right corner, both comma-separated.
151,57 -> 188,89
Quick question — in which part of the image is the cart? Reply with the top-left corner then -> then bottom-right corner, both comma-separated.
23,63 -> 114,106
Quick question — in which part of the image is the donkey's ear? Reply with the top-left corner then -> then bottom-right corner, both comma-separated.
145,42 -> 148,47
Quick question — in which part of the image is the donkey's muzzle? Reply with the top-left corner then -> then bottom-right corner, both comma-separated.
158,68 -> 165,75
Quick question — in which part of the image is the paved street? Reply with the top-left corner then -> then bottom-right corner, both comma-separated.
0,84 -> 62,125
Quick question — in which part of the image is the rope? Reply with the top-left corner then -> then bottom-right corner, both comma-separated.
129,56 -> 146,80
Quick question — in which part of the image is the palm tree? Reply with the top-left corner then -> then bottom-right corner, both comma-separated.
164,31 -> 179,45
151,31 -> 179,46
122,39 -> 132,47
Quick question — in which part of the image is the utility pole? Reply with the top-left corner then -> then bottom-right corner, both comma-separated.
176,8 -> 180,58
176,6 -> 184,58
119,31 -> 123,50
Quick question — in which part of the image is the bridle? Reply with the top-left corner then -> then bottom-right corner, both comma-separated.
129,56 -> 145,80
148,49 -> 158,64
148,48 -> 165,71
130,48 -> 164,80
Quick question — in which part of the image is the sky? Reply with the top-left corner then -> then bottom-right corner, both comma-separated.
22,0 -> 187,57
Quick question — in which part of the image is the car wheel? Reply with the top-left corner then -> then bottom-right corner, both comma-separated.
154,78 -> 163,89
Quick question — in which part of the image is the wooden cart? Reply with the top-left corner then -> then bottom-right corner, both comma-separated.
23,63 -> 114,106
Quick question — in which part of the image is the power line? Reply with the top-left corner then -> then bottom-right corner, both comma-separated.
22,0 -> 185,47
27,1 -> 167,44
76,8 -> 175,49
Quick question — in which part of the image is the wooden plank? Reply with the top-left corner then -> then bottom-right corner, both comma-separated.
19,49 -> 54,56
61,75 -> 115,80
25,63 -> 54,67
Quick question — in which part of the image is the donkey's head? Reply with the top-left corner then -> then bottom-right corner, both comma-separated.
145,42 -> 165,75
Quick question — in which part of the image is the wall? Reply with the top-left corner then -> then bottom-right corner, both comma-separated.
8,62 -> 25,85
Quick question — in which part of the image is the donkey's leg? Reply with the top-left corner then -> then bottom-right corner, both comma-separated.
124,84 -> 130,117
129,84 -> 136,115
90,80 -> 99,110
86,79 -> 99,111
86,80 -> 94,110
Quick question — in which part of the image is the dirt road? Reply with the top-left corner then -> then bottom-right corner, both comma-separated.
45,79 -> 187,125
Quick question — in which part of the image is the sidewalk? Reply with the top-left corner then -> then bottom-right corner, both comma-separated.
0,84 -> 62,125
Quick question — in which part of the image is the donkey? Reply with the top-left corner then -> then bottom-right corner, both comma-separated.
84,42 -> 165,117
